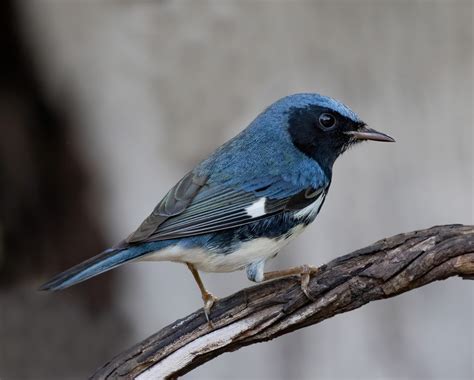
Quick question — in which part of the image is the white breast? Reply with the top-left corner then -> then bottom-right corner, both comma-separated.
143,224 -> 308,273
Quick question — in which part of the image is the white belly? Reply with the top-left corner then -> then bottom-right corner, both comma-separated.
143,224 -> 307,273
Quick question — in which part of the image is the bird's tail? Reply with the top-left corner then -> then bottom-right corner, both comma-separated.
38,244 -> 150,291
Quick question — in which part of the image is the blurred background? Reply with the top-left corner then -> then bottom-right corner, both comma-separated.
0,0 -> 472,379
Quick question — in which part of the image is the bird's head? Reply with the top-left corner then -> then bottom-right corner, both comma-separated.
266,93 -> 394,173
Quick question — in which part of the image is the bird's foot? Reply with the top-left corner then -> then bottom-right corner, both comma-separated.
299,264 -> 320,301
262,264 -> 320,301
186,263 -> 218,326
202,291 -> 218,325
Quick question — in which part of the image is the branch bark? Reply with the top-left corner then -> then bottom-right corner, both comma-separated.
92,224 -> 474,379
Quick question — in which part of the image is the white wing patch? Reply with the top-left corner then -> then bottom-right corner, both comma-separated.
245,197 -> 267,218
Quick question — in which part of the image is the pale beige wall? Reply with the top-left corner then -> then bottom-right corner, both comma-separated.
20,1 -> 473,379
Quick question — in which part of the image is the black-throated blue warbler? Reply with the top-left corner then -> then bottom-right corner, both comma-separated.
40,93 -> 394,320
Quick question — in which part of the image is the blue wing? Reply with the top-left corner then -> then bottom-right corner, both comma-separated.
125,171 -> 328,243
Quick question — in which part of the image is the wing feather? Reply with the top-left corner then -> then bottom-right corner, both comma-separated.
126,171 -> 327,244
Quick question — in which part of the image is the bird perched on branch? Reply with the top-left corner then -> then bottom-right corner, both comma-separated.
39,93 -> 394,321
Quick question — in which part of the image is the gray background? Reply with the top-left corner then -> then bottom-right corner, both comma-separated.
11,0 -> 474,379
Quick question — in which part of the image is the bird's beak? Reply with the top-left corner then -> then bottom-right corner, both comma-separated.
345,126 -> 395,142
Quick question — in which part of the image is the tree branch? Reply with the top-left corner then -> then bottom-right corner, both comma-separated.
92,224 -> 474,379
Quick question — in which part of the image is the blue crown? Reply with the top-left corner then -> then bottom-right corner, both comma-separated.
270,93 -> 361,123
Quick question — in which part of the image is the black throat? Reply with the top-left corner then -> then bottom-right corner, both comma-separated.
287,105 -> 354,177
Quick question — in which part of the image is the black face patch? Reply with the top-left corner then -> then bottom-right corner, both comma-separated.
287,105 -> 362,174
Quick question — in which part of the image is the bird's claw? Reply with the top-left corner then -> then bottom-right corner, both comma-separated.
202,292 -> 218,325
299,265 -> 320,302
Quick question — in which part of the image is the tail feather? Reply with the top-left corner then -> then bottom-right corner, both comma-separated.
38,246 -> 146,291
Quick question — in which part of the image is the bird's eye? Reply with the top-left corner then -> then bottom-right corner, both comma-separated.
318,113 -> 337,130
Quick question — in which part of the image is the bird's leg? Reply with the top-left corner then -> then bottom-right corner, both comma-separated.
262,264 -> 320,301
186,263 -> 218,323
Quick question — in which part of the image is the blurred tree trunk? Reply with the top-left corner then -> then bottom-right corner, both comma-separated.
0,2 -> 131,379
0,0 -> 111,308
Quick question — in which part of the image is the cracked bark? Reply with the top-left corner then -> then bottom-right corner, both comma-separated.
91,224 -> 474,379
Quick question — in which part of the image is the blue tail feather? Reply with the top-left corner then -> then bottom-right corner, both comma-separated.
38,244 -> 154,291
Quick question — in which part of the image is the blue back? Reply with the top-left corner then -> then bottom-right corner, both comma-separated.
195,93 -> 358,198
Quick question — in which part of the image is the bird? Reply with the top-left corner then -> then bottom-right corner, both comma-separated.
39,93 -> 394,321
